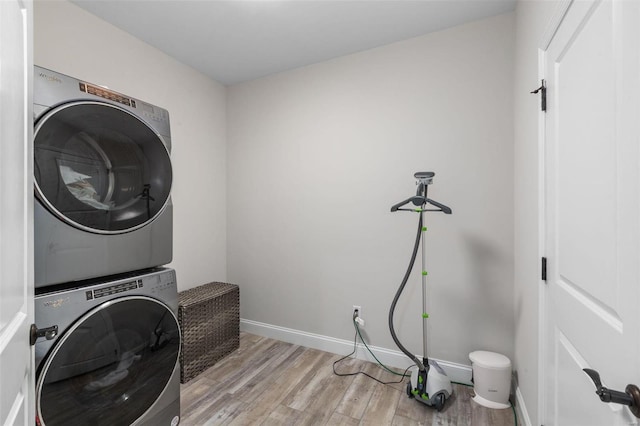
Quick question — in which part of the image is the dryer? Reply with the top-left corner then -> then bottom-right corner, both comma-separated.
34,268 -> 181,426
34,66 -> 173,287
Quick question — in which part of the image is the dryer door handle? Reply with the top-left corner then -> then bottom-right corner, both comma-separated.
29,324 -> 58,346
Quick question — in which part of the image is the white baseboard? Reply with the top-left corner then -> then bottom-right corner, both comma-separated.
240,318 -> 472,385
515,387 -> 532,426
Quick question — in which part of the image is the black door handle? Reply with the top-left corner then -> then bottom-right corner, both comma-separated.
583,368 -> 640,418
29,324 -> 58,346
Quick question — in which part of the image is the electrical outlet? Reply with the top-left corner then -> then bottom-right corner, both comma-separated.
352,305 -> 362,318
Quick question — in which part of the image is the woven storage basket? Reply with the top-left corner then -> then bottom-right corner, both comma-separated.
178,282 -> 239,383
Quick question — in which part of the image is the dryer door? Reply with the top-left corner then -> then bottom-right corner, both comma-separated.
36,297 -> 180,426
34,101 -> 172,234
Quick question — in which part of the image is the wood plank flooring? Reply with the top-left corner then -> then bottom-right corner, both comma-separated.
180,332 -> 517,426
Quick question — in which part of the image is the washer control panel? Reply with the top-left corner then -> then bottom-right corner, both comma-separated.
87,279 -> 142,300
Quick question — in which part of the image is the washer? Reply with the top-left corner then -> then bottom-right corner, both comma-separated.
34,66 -> 173,287
34,268 -> 181,426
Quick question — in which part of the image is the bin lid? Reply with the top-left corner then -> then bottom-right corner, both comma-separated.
469,350 -> 511,369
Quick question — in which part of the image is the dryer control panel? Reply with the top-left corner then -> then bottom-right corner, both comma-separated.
79,82 -> 132,106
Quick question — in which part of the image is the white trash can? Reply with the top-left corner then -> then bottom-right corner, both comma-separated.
469,350 -> 511,409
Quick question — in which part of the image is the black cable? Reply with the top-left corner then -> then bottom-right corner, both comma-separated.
354,317 -> 407,377
333,317 -> 414,386
388,213 -> 426,372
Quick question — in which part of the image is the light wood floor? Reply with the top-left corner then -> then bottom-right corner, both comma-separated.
180,332 -> 517,425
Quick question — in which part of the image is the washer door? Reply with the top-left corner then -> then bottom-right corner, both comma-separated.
34,101 -> 172,234
36,297 -> 180,426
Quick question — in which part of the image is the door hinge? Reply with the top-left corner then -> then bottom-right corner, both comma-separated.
541,257 -> 547,282
531,79 -> 547,112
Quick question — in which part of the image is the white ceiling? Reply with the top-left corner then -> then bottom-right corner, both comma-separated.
71,0 -> 516,86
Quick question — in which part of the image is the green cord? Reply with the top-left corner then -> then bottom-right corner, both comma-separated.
333,317 -> 412,386
353,317 -> 407,377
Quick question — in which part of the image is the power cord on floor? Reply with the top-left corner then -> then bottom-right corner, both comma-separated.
334,315 -> 518,426
333,314 -> 414,386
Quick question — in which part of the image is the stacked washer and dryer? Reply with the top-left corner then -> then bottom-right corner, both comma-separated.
32,66 -> 181,426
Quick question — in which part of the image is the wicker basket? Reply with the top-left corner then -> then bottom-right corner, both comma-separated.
178,282 -> 240,383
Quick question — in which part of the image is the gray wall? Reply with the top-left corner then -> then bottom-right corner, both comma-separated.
227,13 -> 515,367
513,1 -> 560,424
33,0 -> 228,291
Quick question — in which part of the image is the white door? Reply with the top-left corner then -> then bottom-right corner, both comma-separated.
543,0 -> 640,425
0,0 -> 34,425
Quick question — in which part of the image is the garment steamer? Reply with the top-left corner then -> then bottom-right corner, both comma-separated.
389,171 -> 453,411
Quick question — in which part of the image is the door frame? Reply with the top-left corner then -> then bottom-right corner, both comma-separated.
536,1 -> 572,424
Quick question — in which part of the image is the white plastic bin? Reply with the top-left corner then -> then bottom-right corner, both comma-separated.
469,350 -> 511,409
